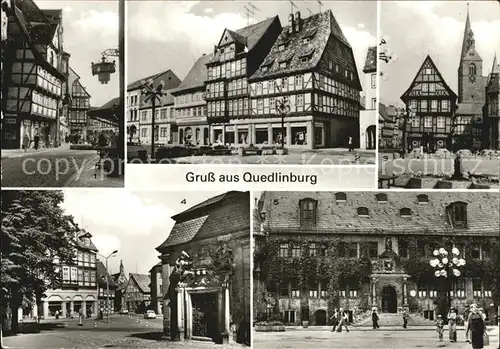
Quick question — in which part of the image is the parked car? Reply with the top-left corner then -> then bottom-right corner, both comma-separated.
119,309 -> 129,315
144,310 -> 156,319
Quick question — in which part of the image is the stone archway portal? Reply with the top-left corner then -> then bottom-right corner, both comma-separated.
381,285 -> 397,313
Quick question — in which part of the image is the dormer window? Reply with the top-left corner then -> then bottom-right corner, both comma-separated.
299,198 -> 317,229
400,208 -> 412,218
301,57 -> 309,63
303,38 -> 310,44
446,202 -> 467,228
279,62 -> 288,68
279,44 -> 286,51
375,193 -> 388,203
417,194 -> 429,204
335,192 -> 347,203
357,207 -> 369,217
262,66 -> 268,72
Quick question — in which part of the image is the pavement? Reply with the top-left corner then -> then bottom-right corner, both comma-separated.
254,327 -> 499,349
3,315 -> 245,349
128,146 -> 376,165
1,144 -> 124,187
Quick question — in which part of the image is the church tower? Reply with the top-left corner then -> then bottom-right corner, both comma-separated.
457,4 -> 484,105
119,259 -> 124,274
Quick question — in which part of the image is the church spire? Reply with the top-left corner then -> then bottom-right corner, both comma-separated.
119,259 -> 124,274
492,53 -> 500,74
460,3 -> 475,58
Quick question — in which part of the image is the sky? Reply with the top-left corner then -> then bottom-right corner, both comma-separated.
60,189 -> 227,275
379,1 -> 500,106
37,1 -> 120,107
127,0 -> 377,86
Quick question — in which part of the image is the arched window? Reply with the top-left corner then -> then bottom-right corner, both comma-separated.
357,207 -> 369,217
335,192 -> 347,202
375,193 -> 388,203
469,63 -> 476,76
417,194 -> 429,204
400,208 -> 412,217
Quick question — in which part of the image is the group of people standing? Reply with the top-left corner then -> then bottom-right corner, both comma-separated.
438,304 -> 488,348
329,308 -> 350,333
22,132 -> 41,151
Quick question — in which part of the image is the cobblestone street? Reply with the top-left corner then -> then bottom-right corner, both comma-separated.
254,328 -> 499,349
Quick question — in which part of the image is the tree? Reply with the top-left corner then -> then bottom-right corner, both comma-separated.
1,191 -> 78,333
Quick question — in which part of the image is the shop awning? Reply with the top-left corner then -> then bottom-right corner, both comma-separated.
88,97 -> 122,126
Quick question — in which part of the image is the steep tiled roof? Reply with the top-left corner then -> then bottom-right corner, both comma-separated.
157,215 -> 209,249
127,69 -> 178,91
171,191 -> 238,221
486,73 -> 499,94
250,10 -> 360,89
260,192 -> 499,235
14,0 -> 49,24
157,192 -> 250,250
363,46 -> 377,73
75,230 -> 98,251
139,89 -> 174,109
171,54 -> 213,94
96,261 -> 117,289
93,97 -> 120,111
209,17 -> 279,64
379,103 -> 389,122
129,273 -> 151,293
29,23 -> 58,44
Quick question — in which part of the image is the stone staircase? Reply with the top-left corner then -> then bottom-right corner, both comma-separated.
354,313 -> 435,327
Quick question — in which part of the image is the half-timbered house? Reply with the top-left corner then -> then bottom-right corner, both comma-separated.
247,10 -> 362,149
204,17 -> 282,146
485,55 -> 500,149
2,0 -> 66,149
401,55 -> 457,152
67,67 -> 91,140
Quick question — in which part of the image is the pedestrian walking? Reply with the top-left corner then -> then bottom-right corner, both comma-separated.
34,133 -> 40,150
372,307 -> 380,329
436,315 -> 445,342
447,307 -> 458,342
22,132 -> 30,152
336,309 -> 350,333
402,309 -> 410,329
55,310 -> 59,319
78,308 -> 84,326
466,304 -> 487,349
464,306 -> 471,343
330,309 -> 339,332
348,136 -> 354,151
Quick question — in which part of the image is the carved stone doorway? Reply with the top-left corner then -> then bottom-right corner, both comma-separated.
191,292 -> 219,341
381,285 -> 397,313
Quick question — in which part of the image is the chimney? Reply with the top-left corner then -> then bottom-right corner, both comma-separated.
288,13 -> 295,34
294,11 -> 301,32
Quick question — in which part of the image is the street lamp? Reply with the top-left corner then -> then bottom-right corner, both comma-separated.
429,247 -> 465,316
275,85 -> 291,148
141,79 -> 167,160
99,250 -> 118,323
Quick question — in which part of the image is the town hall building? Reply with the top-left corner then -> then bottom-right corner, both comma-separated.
253,191 -> 499,325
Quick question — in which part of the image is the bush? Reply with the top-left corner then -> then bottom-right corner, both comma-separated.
255,320 -> 284,326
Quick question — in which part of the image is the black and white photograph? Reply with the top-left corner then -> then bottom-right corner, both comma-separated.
126,1 -> 377,165
1,189 -> 251,348
252,191 -> 500,349
378,1 -> 500,189
1,0 -> 125,187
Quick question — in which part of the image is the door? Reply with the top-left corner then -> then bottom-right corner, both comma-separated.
381,286 -> 397,313
314,310 -> 326,326
366,125 -> 376,149
191,292 -> 219,342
